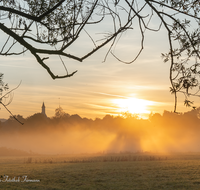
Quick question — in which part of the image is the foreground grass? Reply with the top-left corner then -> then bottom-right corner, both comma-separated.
0,153 -> 200,189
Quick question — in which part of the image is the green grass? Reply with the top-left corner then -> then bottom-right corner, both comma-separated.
1,153 -> 200,190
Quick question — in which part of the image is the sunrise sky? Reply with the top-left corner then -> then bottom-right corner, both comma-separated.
1,30 -> 191,120
0,3 -> 196,120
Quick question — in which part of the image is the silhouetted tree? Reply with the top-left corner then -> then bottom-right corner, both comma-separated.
120,111 -> 139,119
26,113 -> 49,129
54,106 -> 69,119
0,73 -> 23,124
68,114 -> 82,123
0,73 -> 9,107
0,1 -> 200,111
149,113 -> 162,125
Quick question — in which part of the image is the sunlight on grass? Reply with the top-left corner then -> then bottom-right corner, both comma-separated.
1,153 -> 200,190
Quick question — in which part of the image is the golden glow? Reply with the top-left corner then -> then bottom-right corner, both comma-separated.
112,97 -> 155,114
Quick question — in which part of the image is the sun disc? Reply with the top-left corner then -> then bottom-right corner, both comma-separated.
112,97 -> 154,114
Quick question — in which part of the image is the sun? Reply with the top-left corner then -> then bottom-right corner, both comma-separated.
112,97 -> 154,115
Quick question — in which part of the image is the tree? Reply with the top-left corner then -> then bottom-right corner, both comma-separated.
120,111 -> 139,119
26,112 -> 48,125
0,73 -> 11,111
0,73 -> 23,124
54,106 -> 69,118
0,0 -> 200,112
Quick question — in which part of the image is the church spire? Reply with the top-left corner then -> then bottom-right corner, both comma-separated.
41,102 -> 47,116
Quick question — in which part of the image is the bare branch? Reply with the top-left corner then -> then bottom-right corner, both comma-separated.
0,102 -> 24,125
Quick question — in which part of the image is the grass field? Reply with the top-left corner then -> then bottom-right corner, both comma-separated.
1,153 -> 200,190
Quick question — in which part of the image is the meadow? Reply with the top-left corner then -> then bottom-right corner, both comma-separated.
1,152 -> 200,190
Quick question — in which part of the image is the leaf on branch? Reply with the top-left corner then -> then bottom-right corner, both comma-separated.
184,99 -> 193,107
170,87 -> 176,94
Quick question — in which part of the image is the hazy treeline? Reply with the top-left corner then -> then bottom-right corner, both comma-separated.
0,147 -> 31,156
0,107 -> 200,154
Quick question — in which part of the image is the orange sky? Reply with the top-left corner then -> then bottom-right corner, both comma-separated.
0,14 -> 197,119
1,37 -> 193,120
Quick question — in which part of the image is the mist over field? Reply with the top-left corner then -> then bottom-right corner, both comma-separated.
1,107 -> 200,155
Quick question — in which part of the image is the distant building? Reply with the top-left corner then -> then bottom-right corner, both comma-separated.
41,102 -> 47,117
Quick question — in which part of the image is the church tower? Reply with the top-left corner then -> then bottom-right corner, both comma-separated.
41,102 -> 47,116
